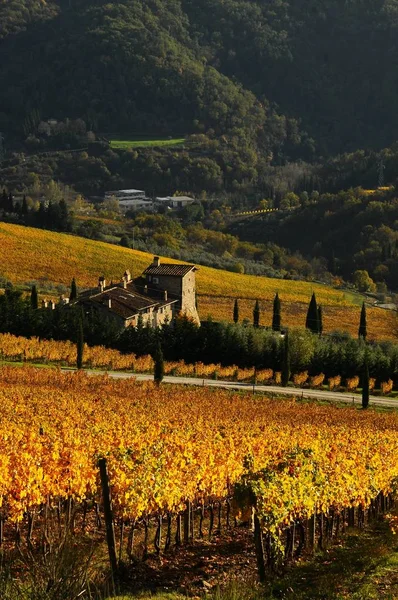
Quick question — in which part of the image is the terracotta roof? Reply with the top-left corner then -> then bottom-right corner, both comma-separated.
80,284 -> 177,320
144,263 -> 196,277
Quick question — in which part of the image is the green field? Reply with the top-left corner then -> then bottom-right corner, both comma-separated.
110,137 -> 185,149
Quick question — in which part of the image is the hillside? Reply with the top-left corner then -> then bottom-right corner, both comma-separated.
0,222 -> 395,339
2,0 -> 398,156
229,187 -> 398,290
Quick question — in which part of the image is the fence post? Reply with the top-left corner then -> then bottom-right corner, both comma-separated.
99,458 -> 118,579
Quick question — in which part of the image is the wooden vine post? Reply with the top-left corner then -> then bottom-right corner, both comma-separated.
99,458 -> 118,579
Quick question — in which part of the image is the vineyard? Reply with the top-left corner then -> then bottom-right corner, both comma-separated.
0,365 -> 396,583
1,333 -> 396,394
0,222 -> 394,340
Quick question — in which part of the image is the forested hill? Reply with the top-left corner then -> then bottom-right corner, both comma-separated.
2,0 -> 398,156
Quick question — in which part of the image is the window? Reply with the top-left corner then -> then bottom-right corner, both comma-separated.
153,277 -> 159,284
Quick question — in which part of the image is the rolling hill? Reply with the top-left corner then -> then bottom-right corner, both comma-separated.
3,0 -> 398,155
0,222 -> 395,340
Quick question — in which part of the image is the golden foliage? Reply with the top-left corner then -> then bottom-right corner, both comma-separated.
310,373 -> 325,388
0,366 -> 397,536
381,379 -> 394,395
328,375 -> 341,391
293,371 -> 309,387
346,376 -> 360,392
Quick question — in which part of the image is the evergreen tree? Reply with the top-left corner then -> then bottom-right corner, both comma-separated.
362,357 -> 369,409
253,299 -> 260,328
21,194 -> 28,216
233,299 -> 239,324
69,277 -> 78,302
318,305 -> 323,335
281,332 -> 290,386
358,302 -> 367,340
272,292 -> 281,331
7,192 -> 13,213
30,285 -> 38,310
0,189 -> 7,211
120,235 -> 130,248
152,341 -> 164,385
59,199 -> 72,231
76,314 -> 84,369
306,292 -> 319,334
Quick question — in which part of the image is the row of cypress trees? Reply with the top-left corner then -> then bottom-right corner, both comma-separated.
234,293 -> 282,331
233,292 -> 368,339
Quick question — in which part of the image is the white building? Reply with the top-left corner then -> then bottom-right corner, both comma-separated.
105,189 -> 146,202
104,189 -> 154,212
155,195 -> 196,209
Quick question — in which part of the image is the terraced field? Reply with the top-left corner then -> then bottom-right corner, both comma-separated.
0,222 -> 395,340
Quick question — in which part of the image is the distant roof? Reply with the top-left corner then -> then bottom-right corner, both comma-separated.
105,189 -> 145,194
144,263 -> 196,277
155,196 -> 195,202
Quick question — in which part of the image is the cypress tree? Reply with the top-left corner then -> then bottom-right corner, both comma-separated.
30,285 -> 38,310
7,192 -> 13,213
362,357 -> 369,409
318,305 -> 323,335
76,314 -> 84,369
281,332 -> 290,387
233,299 -> 239,324
253,299 -> 260,328
69,277 -> 78,302
306,292 -> 319,334
272,293 -> 281,331
21,194 -> 28,215
0,189 -> 7,211
358,302 -> 367,340
153,341 -> 164,386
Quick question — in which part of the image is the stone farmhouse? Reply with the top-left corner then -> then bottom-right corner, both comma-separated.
77,256 -> 200,328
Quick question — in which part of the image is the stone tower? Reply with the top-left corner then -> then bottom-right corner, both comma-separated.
143,256 -> 200,324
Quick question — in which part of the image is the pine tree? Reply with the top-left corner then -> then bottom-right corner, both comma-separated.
253,299 -> 260,328
281,332 -> 290,387
272,293 -> 281,331
358,302 -> 367,340
233,299 -> 239,324
76,315 -> 84,369
362,357 -> 369,409
306,292 -> 319,334
30,285 -> 38,310
317,305 -> 323,335
69,277 -> 78,302
152,341 -> 164,386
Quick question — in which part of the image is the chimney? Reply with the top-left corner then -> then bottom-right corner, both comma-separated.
153,256 -> 161,267
124,269 -> 132,282
42,299 -> 48,309
164,290 -> 168,301
123,278 -> 127,289
50,301 -> 55,310
108,297 -> 112,309
98,276 -> 106,292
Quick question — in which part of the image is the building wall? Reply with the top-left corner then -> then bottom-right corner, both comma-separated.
126,304 -> 174,328
147,271 -> 200,324
181,271 -> 200,324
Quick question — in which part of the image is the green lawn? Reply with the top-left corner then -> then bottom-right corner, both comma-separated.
110,138 -> 185,149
